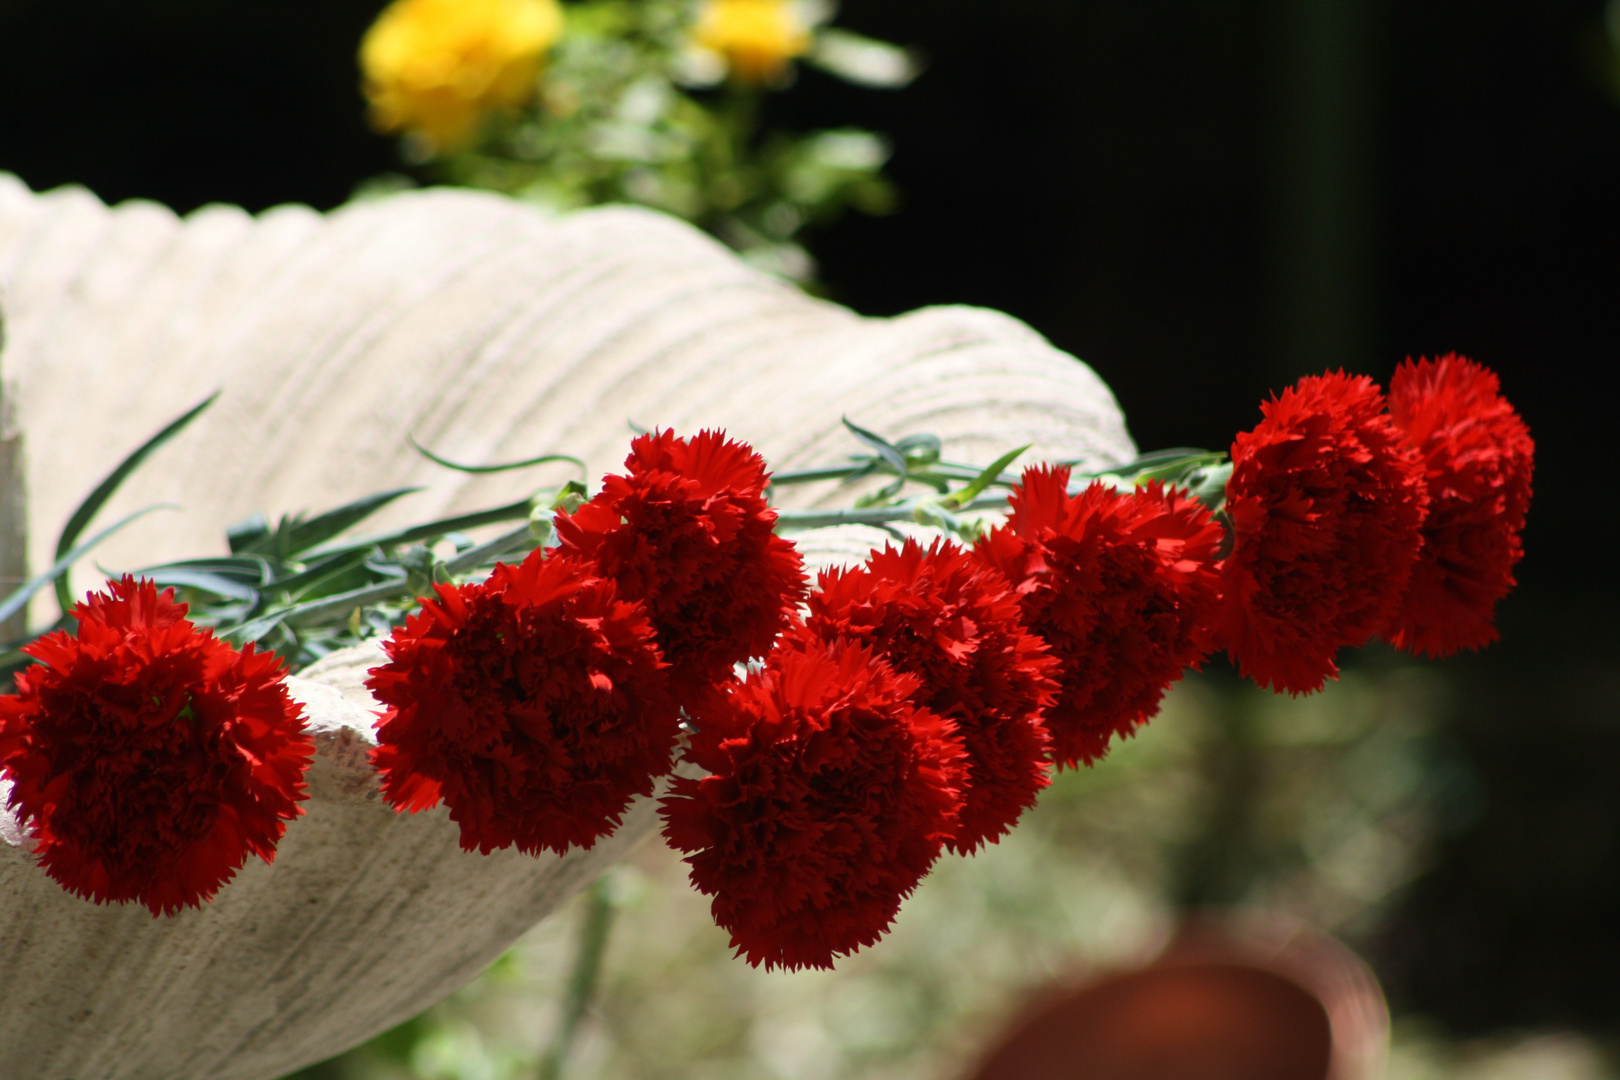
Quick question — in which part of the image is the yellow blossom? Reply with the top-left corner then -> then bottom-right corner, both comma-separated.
360,0 -> 564,152
691,0 -> 812,85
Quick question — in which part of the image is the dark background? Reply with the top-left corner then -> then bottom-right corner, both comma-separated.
3,0 -> 1618,1036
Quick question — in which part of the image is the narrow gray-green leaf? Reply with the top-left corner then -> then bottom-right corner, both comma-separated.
221,612 -> 288,647
53,393 -> 217,610
138,556 -> 273,587
226,512 -> 271,554
282,580 -> 414,629
894,432 -> 942,465
410,438 -> 586,477
266,550 -> 374,598
138,568 -> 261,604
276,487 -> 423,557
942,445 -> 1030,510
304,497 -> 535,559
842,416 -> 907,476
7,504 -> 176,627
445,524 -> 534,573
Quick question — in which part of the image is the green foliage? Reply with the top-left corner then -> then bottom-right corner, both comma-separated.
146,488 -> 551,673
417,0 -> 915,282
31,392 -> 213,620
0,395 -> 216,673
770,420 -> 1230,544
0,402 -> 575,675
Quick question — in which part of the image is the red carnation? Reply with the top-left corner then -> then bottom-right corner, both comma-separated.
553,429 -> 806,699
976,469 -> 1224,768
805,538 -> 1057,853
1219,371 -> 1428,693
369,550 -> 677,856
661,634 -> 966,970
0,577 -> 310,915
1383,354 -> 1534,657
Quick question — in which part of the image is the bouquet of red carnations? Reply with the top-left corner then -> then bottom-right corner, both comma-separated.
0,356 -> 1531,971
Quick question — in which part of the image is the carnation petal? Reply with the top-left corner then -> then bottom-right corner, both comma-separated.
0,577 -> 311,916
1382,355 -> 1533,658
1218,372 -> 1429,693
368,552 -> 678,857
661,635 -> 966,970
806,538 -> 1057,852
977,472 -> 1223,766
553,429 -> 807,699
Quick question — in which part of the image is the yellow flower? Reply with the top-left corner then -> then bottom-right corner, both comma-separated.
360,0 -> 564,152
691,0 -> 812,85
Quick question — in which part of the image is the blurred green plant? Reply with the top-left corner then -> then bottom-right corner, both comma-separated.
361,0 -> 918,282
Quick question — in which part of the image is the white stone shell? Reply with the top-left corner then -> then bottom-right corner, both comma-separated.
0,173 -> 1134,1080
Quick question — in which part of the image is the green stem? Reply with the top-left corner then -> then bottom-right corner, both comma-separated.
773,506 -> 928,530
768,465 -> 871,485
537,876 -> 619,1080
769,449 -> 1226,494
768,461 -> 1009,487
773,493 -> 1012,533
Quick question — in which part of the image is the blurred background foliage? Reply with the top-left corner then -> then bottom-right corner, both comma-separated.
357,0 -> 917,280
2,0 -> 1619,1076
293,662 -> 1491,1080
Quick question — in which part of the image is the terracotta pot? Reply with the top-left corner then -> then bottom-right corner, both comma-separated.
961,915 -> 1388,1080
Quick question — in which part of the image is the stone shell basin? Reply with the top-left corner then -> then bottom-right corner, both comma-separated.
0,174 -> 1134,1080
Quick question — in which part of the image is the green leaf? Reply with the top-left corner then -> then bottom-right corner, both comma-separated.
895,432 -> 942,466
854,476 -> 906,508
410,438 -> 586,477
0,648 -> 33,673
769,465 -> 863,486
900,471 -> 952,494
941,445 -> 1030,510
53,393 -> 217,611
842,416 -> 907,477
5,504 -> 176,628
137,556 -> 273,586
838,459 -> 883,486
303,497 -> 536,559
445,524 -> 534,573
1080,448 -> 1225,487
246,487 -> 422,559
220,612 -> 287,648
282,580 -> 416,629
1102,447 -> 1213,472
226,513 -> 271,554
220,575 -> 409,643
910,501 -> 962,533
1186,462 -> 1234,511
265,549 -> 375,599
139,567 -> 261,604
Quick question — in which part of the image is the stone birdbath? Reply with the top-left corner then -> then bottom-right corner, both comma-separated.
0,174 -> 1132,1080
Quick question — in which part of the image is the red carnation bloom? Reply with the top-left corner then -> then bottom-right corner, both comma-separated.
1383,354 -> 1534,657
1219,371 -> 1428,693
975,469 -> 1224,768
553,429 -> 806,699
804,538 -> 1057,853
0,577 -> 310,915
661,634 -> 966,970
369,550 -> 677,856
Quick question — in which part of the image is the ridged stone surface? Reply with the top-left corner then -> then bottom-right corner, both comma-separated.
0,173 -> 1134,1080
